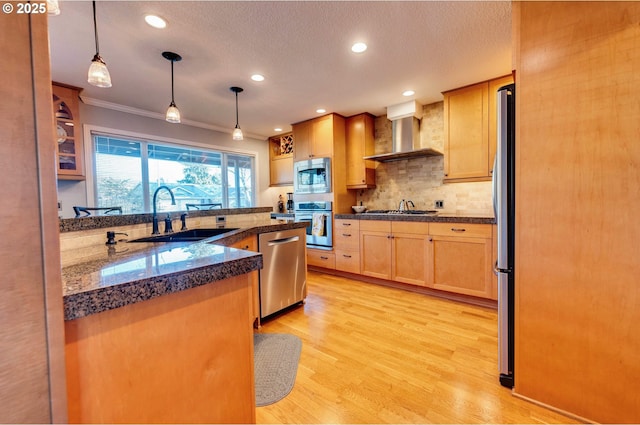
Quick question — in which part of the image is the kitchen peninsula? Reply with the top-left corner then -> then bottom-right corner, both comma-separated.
60,208 -> 306,424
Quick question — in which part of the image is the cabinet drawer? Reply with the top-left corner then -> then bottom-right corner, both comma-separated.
334,230 -> 359,251
307,249 -> 336,269
359,220 -> 391,233
392,221 -> 429,235
335,219 -> 360,231
335,250 -> 360,274
429,222 -> 491,238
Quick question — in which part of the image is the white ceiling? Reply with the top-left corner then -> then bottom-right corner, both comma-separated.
48,1 -> 512,140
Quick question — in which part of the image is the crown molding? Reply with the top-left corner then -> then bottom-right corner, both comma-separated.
81,96 -> 266,140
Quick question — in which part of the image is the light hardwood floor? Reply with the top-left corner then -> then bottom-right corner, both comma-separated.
256,271 -> 578,424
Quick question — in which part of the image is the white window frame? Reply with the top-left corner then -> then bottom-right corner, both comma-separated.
83,125 -> 257,212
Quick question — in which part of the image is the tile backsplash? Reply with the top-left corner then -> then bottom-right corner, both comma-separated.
356,101 -> 494,216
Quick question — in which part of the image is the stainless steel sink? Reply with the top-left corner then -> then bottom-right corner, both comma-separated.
128,228 -> 239,243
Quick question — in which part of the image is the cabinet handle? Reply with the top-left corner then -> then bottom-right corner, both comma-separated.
451,228 -> 466,232
342,223 -> 351,226
429,237 -> 433,242
342,233 -> 352,237
320,256 -> 328,260
343,254 -> 352,258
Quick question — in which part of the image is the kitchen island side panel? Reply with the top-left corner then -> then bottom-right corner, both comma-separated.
65,274 -> 255,424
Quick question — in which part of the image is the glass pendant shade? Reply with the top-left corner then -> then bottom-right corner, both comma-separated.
88,55 -> 112,88
166,102 -> 181,123
232,126 -> 243,141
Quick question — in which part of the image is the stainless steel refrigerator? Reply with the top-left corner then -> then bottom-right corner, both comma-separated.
493,83 -> 515,389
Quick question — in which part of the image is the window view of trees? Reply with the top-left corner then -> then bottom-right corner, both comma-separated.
94,135 -> 254,214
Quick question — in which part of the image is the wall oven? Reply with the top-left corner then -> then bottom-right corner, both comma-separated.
294,201 -> 333,249
293,157 -> 331,194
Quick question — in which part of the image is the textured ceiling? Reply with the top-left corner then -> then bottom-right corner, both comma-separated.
48,1 -> 512,139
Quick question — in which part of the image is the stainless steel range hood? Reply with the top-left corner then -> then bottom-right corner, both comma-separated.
364,100 -> 443,162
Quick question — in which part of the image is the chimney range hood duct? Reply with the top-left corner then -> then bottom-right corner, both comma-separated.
364,100 -> 443,162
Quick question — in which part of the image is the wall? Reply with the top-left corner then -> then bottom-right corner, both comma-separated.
513,2 -> 640,422
1,12 -> 67,423
357,102 -> 493,215
57,102 -> 277,217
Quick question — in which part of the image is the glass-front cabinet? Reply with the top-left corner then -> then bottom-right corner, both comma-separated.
52,83 -> 84,179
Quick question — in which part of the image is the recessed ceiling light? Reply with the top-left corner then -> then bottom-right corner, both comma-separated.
274,127 -> 283,132
402,90 -> 415,97
351,42 -> 367,53
144,14 -> 167,29
251,74 -> 265,82
316,108 -> 326,114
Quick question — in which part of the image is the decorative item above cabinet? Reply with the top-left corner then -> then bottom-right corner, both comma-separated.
268,132 -> 294,186
52,82 -> 85,180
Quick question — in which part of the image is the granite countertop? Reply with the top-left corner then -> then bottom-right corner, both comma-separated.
62,221 -> 307,321
334,212 -> 495,224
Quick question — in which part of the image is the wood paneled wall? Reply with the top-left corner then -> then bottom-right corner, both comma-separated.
0,11 -> 67,424
513,2 -> 640,422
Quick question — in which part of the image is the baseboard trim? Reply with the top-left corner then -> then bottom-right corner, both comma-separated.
512,391 -> 596,424
308,266 -> 498,310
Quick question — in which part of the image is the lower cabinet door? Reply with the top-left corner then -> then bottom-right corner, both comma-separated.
360,230 -> 391,279
427,235 -> 493,298
391,233 -> 429,286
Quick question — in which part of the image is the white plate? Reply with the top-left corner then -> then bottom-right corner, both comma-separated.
56,125 -> 67,144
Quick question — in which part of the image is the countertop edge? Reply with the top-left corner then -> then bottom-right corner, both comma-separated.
333,213 -> 496,225
64,255 -> 262,321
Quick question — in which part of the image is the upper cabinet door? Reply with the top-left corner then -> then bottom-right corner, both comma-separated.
292,114 -> 334,161
345,113 -> 376,189
443,75 -> 513,183
443,81 -> 489,181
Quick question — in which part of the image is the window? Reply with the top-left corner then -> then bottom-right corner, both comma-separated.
93,134 -> 255,214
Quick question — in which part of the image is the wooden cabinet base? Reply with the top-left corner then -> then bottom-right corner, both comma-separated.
64,275 -> 256,424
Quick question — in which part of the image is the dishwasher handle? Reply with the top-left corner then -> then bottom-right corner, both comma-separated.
267,236 -> 300,246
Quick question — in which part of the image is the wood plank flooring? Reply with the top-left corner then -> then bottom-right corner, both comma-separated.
256,271 -> 578,424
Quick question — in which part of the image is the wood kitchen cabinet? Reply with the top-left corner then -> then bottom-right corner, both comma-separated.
292,114 -> 338,161
307,248 -> 336,269
268,132 -> 294,186
334,219 -> 360,274
427,222 -> 494,299
360,220 -> 430,286
229,235 -> 260,327
443,75 -> 513,182
345,113 -> 376,189
52,82 -> 85,180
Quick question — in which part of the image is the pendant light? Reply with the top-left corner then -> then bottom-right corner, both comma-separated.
162,51 -> 182,123
230,86 -> 244,141
87,1 -> 112,88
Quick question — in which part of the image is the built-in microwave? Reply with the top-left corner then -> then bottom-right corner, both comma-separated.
293,157 -> 331,194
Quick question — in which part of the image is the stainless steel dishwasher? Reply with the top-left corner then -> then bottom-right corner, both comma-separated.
258,227 -> 307,318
